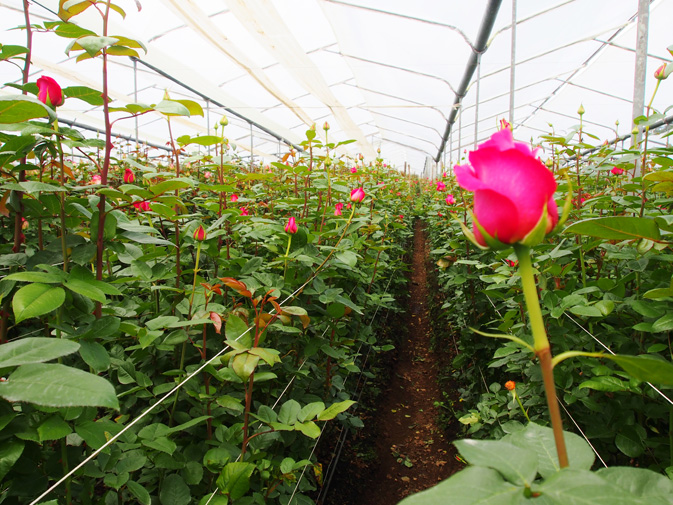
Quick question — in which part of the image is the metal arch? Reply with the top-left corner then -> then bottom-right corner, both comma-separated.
323,0 -> 476,49
328,49 -> 459,95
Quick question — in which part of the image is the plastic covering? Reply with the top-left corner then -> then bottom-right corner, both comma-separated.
1,0 -> 672,174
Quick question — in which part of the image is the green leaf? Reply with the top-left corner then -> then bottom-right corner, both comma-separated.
63,86 -> 106,106
4,271 -> 64,283
397,466 -> 520,505
37,414 -> 72,442
0,95 -> 56,123
177,135 -> 223,147
596,467 -> 673,503
280,305 -> 308,316
216,462 -> 255,500
615,426 -> 645,458
578,376 -> 630,392
0,45 -> 28,61
160,474 -> 191,505
154,100 -> 191,117
0,440 -> 24,481
150,178 -> 194,196
75,419 -> 123,450
225,314 -> 251,347
454,439 -> 537,486
568,305 -> 603,317
564,216 -> 661,241
536,468 -> 645,505
297,402 -> 325,423
336,250 -> 357,267
652,313 -> 673,333
78,340 -> 110,372
143,437 -> 177,455
505,423 -> 594,478
317,400 -> 356,421
231,352 -> 259,382
165,415 -> 212,435
0,337 -> 79,367
278,399 -> 301,425
66,35 -> 119,57
295,421 -> 321,438
64,277 -> 107,303
12,283 -> 66,323
607,355 -> 673,386
0,363 -> 119,409
127,480 -> 151,505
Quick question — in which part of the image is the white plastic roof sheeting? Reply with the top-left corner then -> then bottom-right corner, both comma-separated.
1,0 -> 672,174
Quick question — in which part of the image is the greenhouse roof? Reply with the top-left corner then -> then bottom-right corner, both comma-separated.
1,0 -> 672,174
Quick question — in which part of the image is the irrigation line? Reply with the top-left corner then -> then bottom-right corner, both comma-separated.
564,313 -> 673,407
557,399 -> 608,468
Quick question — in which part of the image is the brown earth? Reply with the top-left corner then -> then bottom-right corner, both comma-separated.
320,221 -> 462,505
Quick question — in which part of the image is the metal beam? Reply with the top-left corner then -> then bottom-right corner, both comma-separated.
435,0 -> 503,162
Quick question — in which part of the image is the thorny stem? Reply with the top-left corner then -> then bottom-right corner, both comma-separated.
95,0 -> 113,319
514,244 -> 568,468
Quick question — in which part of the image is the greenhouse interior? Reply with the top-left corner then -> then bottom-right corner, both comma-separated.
1,0 -> 673,504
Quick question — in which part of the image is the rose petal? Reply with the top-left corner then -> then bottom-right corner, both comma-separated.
455,164 -> 486,192
473,189 -> 520,244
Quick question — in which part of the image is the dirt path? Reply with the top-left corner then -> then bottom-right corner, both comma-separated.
325,221 -> 461,504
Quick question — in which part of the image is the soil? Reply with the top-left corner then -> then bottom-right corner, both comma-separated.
320,221 -> 462,505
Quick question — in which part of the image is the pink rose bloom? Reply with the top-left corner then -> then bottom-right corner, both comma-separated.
334,203 -> 344,216
91,174 -> 102,185
36,76 -> 64,108
230,194 -> 239,202
240,207 -> 249,216
455,129 -> 558,246
284,216 -> 298,234
204,171 -> 212,179
350,187 -> 365,203
446,194 -> 456,205
436,181 -> 446,191
611,167 -> 624,175
350,167 -> 357,174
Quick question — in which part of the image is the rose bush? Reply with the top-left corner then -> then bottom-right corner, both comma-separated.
455,129 -> 558,246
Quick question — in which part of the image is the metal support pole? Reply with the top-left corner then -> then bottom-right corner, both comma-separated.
133,58 -> 139,145
509,0 -> 517,126
206,100 -> 211,156
474,54 -> 481,148
458,110 -> 462,163
631,0 -> 649,178
435,0 -> 503,162
250,123 -> 254,172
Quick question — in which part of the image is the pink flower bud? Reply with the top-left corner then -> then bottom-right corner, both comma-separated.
133,201 -> 151,212
350,167 -> 357,174
240,207 -> 249,216
611,167 -> 624,175
334,203 -> 343,216
193,225 -> 206,241
91,174 -> 101,185
123,168 -> 135,184
436,181 -> 446,191
230,194 -> 239,202
36,76 -> 64,108
499,119 -> 512,131
350,187 -> 365,203
654,63 -> 669,81
446,194 -> 456,205
204,171 -> 212,179
284,216 -> 298,234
